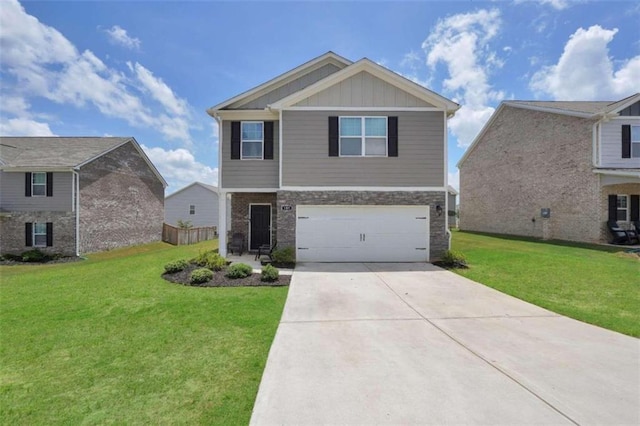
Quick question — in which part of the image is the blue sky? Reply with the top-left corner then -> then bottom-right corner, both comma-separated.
1,0 -> 639,193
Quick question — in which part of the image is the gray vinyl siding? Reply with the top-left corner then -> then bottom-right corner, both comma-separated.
220,120 -> 280,189
165,185 -> 219,227
448,193 -> 457,210
293,72 -> 435,108
600,118 -> 640,168
282,110 -> 444,187
618,101 -> 640,116
230,64 -> 342,109
0,171 -> 73,211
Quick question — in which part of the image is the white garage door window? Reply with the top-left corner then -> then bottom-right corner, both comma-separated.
296,205 -> 429,262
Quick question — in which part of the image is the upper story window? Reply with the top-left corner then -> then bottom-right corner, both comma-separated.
339,117 -> 387,157
617,195 -> 628,221
241,122 -> 264,160
632,126 -> 640,158
189,205 -> 195,215
32,172 -> 46,196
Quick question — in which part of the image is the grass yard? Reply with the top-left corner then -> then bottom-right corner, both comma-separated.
451,231 -> 640,337
0,240 -> 288,425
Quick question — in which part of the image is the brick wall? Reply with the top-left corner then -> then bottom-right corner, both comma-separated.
460,106 -> 602,243
276,190 -> 447,260
79,142 -> 164,253
230,192 -> 277,251
0,211 -> 76,256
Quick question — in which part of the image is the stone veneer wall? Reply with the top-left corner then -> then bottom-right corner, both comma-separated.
230,192 -> 277,251
276,190 -> 447,261
0,211 -> 76,255
79,142 -> 165,253
460,106 -> 602,243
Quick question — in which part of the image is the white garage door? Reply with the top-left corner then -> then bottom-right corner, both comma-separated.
296,205 -> 429,262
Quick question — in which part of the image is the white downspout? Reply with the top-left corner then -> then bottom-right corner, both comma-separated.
73,170 -> 80,257
444,111 -> 451,250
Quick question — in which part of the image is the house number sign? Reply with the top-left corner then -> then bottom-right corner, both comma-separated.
281,205 -> 293,211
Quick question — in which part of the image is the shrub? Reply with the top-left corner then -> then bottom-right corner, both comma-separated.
192,250 -> 226,271
176,219 -> 193,229
164,259 -> 189,273
2,253 -> 23,262
438,250 -> 468,269
190,268 -> 213,284
261,264 -> 279,282
226,263 -> 253,279
271,247 -> 295,265
21,249 -> 48,263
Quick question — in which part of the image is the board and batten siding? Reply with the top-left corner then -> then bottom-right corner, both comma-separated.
231,63 -> 342,109
600,118 -> 640,168
220,120 -> 280,189
0,171 -> 73,211
165,185 -> 219,227
293,71 -> 435,108
282,110 -> 444,187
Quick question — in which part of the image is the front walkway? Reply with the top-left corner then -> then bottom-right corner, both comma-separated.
250,263 -> 639,425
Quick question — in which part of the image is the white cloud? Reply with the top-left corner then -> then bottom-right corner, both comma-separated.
530,25 -> 640,100
422,8 -> 503,148
0,117 -> 55,136
142,144 -> 218,192
448,170 -> 460,193
0,0 -> 193,143
104,25 -> 140,50
514,0 -> 570,10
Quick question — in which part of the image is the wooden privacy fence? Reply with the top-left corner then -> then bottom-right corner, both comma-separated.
162,223 -> 218,245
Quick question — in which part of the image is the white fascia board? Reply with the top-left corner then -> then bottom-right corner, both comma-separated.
221,188 -> 280,193
206,52 -> 352,114
457,103 -> 505,168
447,186 -> 458,195
270,59 -> 459,112
282,106 -> 445,112
0,166 -> 74,172
214,110 -> 279,121
606,93 -> 640,115
593,169 -> 640,178
280,186 -> 447,192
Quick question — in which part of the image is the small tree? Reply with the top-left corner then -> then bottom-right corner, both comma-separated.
177,219 -> 193,229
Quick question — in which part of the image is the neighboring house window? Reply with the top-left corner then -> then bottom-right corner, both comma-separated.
632,126 -> 640,158
25,222 -> 52,247
339,117 -> 387,157
33,223 -> 47,247
32,172 -> 46,196
617,195 -> 628,221
241,121 -> 263,159
189,205 -> 195,215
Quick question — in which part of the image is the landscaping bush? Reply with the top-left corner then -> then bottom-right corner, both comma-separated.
190,268 -> 213,284
192,250 -> 226,271
21,249 -> 48,263
271,247 -> 295,267
438,250 -> 468,269
164,259 -> 189,273
261,264 -> 279,282
226,263 -> 253,279
1,253 -> 23,262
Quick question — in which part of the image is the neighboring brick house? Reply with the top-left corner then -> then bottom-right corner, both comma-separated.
207,52 -> 459,262
458,93 -> 640,243
0,137 -> 167,256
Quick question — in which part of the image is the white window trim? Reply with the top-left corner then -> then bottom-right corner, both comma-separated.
241,121 -> 264,160
189,205 -> 195,215
32,172 -> 47,197
631,125 -> 640,159
33,222 -> 47,247
338,116 -> 388,158
617,194 -> 629,221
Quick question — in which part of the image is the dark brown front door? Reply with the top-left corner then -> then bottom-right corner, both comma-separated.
250,204 -> 271,250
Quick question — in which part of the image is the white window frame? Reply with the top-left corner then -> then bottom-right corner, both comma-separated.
617,194 -> 629,221
32,172 -> 47,197
339,116 -> 388,158
241,121 -> 264,160
33,222 -> 47,247
189,205 -> 195,215
631,125 -> 640,158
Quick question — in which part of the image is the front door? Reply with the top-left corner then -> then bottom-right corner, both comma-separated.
249,204 -> 271,250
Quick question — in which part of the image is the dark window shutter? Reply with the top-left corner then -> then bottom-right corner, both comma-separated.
608,194 -> 617,221
231,121 -> 241,160
25,223 -> 33,247
264,121 -> 274,160
388,116 -> 398,157
46,172 -> 53,197
25,172 -> 32,197
328,116 -> 339,157
630,195 -> 639,221
622,125 -> 631,158
46,222 -> 53,247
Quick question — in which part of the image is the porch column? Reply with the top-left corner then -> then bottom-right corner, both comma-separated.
218,191 -> 228,256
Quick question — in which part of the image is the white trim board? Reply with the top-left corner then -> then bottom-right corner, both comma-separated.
280,186 -> 447,192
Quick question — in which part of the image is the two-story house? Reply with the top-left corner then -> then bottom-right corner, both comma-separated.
207,52 -> 459,262
0,137 -> 167,256
458,93 -> 640,243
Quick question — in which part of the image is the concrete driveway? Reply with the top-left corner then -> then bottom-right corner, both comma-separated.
250,263 -> 639,425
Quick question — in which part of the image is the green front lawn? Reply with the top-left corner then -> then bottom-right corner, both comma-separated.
0,241 -> 288,425
451,231 -> 640,337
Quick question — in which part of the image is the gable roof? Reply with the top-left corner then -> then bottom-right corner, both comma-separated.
457,93 -> 640,168
207,52 -> 352,113
165,181 -> 218,199
269,58 -> 460,113
0,136 -> 167,187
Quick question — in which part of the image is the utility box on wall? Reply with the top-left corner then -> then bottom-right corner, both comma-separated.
541,208 -> 551,218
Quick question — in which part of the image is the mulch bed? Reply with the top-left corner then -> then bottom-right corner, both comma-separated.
162,264 -> 291,288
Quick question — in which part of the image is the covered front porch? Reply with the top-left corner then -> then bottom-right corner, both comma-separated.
598,170 -> 640,242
